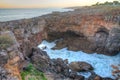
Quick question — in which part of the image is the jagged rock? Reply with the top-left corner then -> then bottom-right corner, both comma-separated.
0,51 -> 8,66
44,72 -> 55,80
69,61 -> 93,72
74,75 -> 85,80
69,71 -> 77,79
69,71 -> 85,80
87,71 -> 114,80
19,39 -> 33,58
31,48 -> 69,74
102,78 -> 114,80
0,67 -> 19,80
31,48 -> 85,80
88,71 -> 102,80
50,58 -> 69,76
31,47 -> 51,72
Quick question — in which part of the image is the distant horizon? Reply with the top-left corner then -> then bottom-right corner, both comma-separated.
0,0 -> 118,8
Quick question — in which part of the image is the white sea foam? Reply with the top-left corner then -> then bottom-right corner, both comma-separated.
38,40 -> 120,78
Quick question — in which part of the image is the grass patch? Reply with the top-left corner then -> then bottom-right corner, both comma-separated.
0,35 -> 13,49
21,64 -> 47,80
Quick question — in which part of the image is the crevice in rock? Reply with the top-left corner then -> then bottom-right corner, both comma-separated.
47,30 -> 84,41
96,27 -> 109,35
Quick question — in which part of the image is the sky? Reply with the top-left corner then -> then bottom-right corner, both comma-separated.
0,0 -> 118,8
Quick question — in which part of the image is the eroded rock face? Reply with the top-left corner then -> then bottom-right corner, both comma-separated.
0,7 -> 120,56
43,8 -> 120,56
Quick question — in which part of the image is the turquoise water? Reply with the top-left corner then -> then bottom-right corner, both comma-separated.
38,40 -> 120,79
0,8 -> 72,22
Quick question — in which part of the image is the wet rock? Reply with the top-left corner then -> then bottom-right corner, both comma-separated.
87,71 -> 113,80
88,71 -> 102,80
94,76 -> 102,80
75,75 -> 85,80
102,78 -> 114,80
69,71 -> 77,79
111,64 -> 120,80
69,61 -> 93,72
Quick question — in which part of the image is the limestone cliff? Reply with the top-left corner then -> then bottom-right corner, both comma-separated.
43,6 -> 120,56
0,6 -> 120,80
0,6 -> 120,56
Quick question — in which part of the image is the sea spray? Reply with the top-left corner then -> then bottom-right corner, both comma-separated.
38,40 -> 120,78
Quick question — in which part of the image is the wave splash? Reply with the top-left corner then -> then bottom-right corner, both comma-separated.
38,40 -> 120,79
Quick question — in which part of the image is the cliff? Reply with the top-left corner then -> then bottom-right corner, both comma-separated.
0,6 -> 120,56
43,6 -> 120,56
0,5 -> 120,80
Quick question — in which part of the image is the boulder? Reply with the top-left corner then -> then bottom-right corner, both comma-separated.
69,61 -> 93,72
88,71 -> 102,80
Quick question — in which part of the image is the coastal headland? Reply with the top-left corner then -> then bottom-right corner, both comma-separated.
0,5 -> 120,80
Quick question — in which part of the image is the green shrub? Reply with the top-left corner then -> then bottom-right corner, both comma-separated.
0,35 -> 13,49
92,1 -> 120,6
21,64 -> 47,80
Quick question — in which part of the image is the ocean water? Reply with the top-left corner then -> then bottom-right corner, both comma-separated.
0,8 -> 72,22
38,40 -> 120,79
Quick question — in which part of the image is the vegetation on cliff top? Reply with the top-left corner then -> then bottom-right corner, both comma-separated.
92,1 -> 120,6
21,64 -> 47,80
0,35 -> 13,49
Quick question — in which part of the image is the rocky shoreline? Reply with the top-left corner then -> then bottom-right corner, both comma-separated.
0,6 -> 120,80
